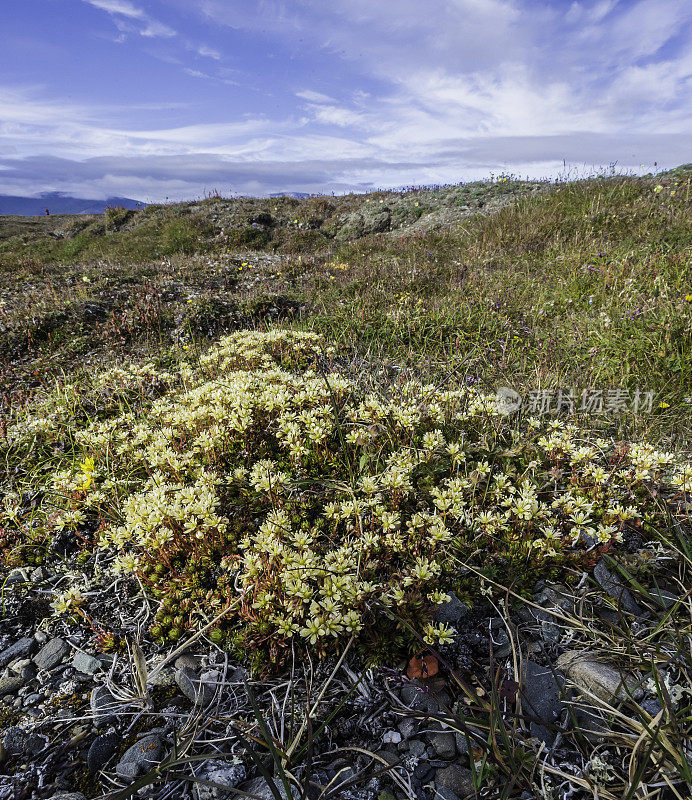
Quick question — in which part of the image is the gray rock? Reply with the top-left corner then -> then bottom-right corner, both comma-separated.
34,637 -> 70,671
193,759 -> 247,800
429,732 -> 456,759
557,651 -> 643,703
0,674 -> 25,696
4,568 -> 29,586
397,717 -> 417,739
432,786 -> 462,800
0,637 -> 37,669
400,679 -> 440,713
87,731 -> 120,772
2,726 -> 46,756
521,660 -> 565,744
407,739 -> 427,758
594,559 -> 643,616
238,777 -> 295,800
115,734 -> 164,779
73,651 -> 103,674
21,662 -> 38,681
435,765 -> 475,797
433,592 -> 467,626
90,685 -> 119,729
453,732 -> 469,756
174,654 -> 200,671
23,692 -> 41,706
47,794 -> 86,800
639,697 -> 663,716
176,667 -> 213,705
650,587 -> 679,609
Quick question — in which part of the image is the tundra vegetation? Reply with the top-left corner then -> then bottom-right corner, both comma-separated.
0,167 -> 690,800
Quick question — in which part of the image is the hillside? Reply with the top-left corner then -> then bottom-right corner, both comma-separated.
0,168 -> 691,800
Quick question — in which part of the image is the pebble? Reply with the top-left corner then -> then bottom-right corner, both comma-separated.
115,734 -> 165,779
238,778 -> 295,800
435,765 -> 475,797
34,638 -> 70,671
90,685 -> 118,729
192,759 -> 247,800
73,651 -> 103,674
593,559 -> 643,616
382,730 -> 402,744
0,637 -> 37,669
433,592 -> 468,626
407,739 -> 427,758
2,726 -> 46,756
87,731 -> 120,772
47,794 -> 86,800
429,732 -> 456,759
175,667 -> 213,705
0,674 -> 26,696
520,660 -> 565,744
557,650 -> 643,703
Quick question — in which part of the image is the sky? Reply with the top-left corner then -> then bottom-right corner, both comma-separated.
0,0 -> 690,201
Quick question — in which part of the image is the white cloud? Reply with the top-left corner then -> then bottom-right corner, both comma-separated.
83,0 -> 177,38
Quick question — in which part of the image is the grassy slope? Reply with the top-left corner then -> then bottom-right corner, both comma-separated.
1,168 -> 690,447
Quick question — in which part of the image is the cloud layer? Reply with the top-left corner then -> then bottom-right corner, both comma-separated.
1,0 -> 690,200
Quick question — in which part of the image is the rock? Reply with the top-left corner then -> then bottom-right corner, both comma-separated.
433,593 -> 467,626
435,765 -> 475,797
175,667 -> 213,705
21,662 -> 39,681
639,697 -> 663,716
90,685 -> 118,729
174,654 -> 200,671
429,732 -> 456,759
34,637 -> 70,671
73,651 -> 103,675
593,559 -> 643,616
382,730 -> 402,744
453,732 -> 469,756
238,777 -> 295,800
2,726 -> 46,756
0,675 -> 25,696
432,786 -> 463,800
650,587 -> 679,609
4,568 -> 29,586
0,637 -> 37,669
556,651 -> 643,703
407,739 -> 427,758
521,661 -> 565,744
87,731 -> 120,772
401,679 -> 440,713
192,759 -> 247,800
115,734 -> 164,779
397,718 -> 417,739
47,794 -> 86,800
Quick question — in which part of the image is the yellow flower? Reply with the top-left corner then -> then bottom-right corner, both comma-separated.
659,402 -> 670,409
80,456 -> 95,473
685,294 -> 692,302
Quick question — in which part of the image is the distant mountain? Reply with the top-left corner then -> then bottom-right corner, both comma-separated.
0,192 -> 145,216
267,191 -> 313,199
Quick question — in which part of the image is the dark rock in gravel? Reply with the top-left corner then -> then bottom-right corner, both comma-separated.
639,697 -> 663,716
175,666 -> 213,705
87,731 -> 120,772
2,726 -> 47,756
0,674 -> 25,696
594,559 -> 643,616
0,636 -> 37,668
4,568 -> 29,586
397,718 -> 417,739
650,587 -> 679,609
34,637 -> 70,671
521,660 -> 565,744
90,684 -> 119,729
238,777 -> 295,800
435,765 -> 475,797
414,762 -> 435,781
433,592 -> 467,626
115,734 -> 165,779
557,651 -> 643,702
428,732 -> 456,759
47,794 -> 86,800
400,679 -> 443,713
21,662 -> 38,681
407,739 -> 427,758
433,786 -> 463,800
193,759 -> 247,800
73,651 -> 102,674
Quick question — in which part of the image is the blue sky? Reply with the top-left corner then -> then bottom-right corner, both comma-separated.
1,0 -> 690,201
